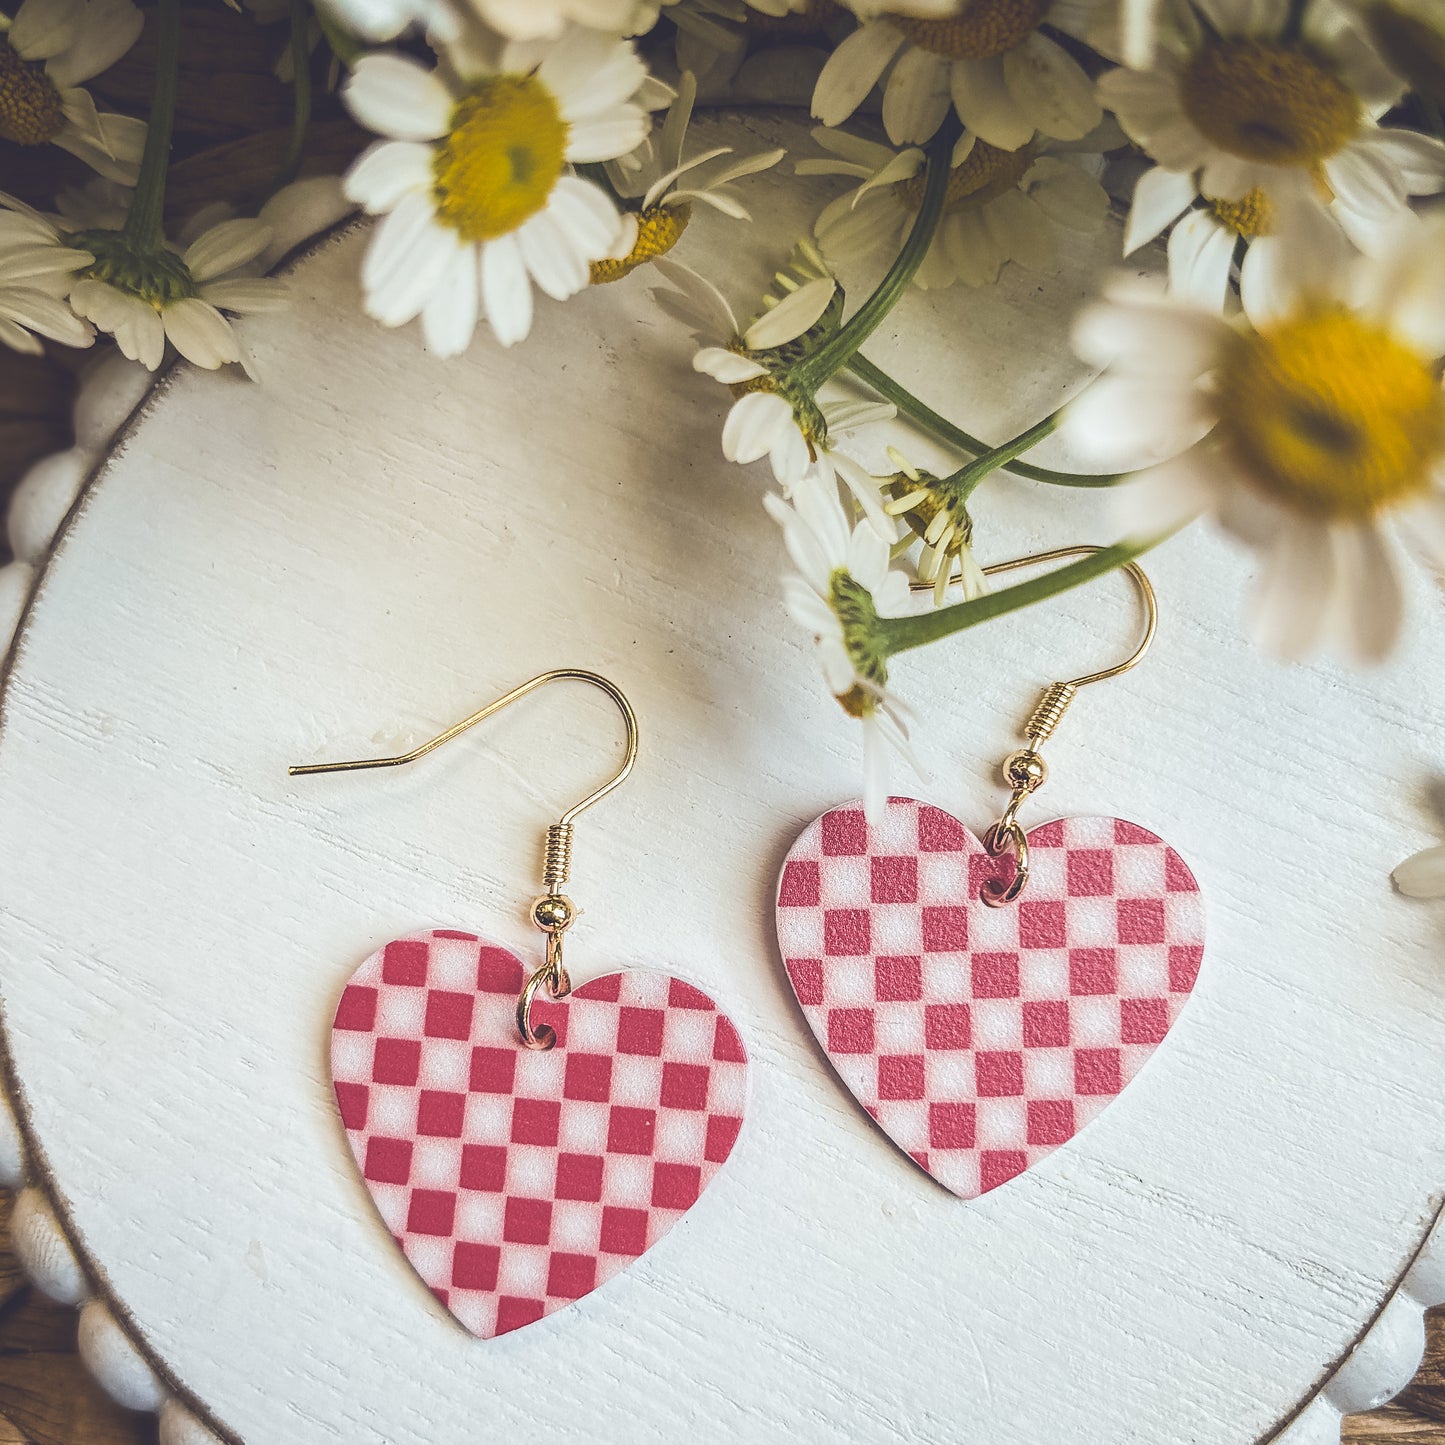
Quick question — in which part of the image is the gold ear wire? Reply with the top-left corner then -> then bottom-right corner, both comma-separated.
908,547 -> 1157,907
290,668 -> 640,1049
974,546 -> 1157,748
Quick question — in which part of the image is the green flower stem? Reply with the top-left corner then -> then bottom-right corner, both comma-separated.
121,0 -> 180,251
273,0 -> 313,191
793,116 -> 961,392
847,352 -> 1123,488
877,534 -> 1167,656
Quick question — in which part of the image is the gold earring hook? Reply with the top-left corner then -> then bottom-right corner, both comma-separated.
288,666 -> 639,819
915,546 -> 1157,907
289,668 -> 640,1050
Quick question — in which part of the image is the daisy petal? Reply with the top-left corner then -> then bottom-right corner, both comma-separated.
693,346 -> 767,383
723,389 -> 792,464
10,0 -> 85,61
546,175 -> 622,259
1394,844 -> 1445,899
183,218 -> 272,282
162,297 -> 241,369
516,208 -> 589,301
1002,33 -> 1100,141
46,0 -> 142,87
948,56 -> 1034,152
812,21 -> 906,128
421,235 -> 478,357
881,46 -> 952,145
479,232 -> 533,347
344,54 -> 452,142
1124,165 -> 1195,254
344,139 -> 432,213
1167,210 -> 1235,311
742,275 -> 836,350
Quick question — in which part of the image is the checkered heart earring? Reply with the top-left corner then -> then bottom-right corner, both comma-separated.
292,669 -> 748,1339
774,551 -> 1205,1201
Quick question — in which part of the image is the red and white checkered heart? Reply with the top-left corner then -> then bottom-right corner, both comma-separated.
774,799 -> 1204,1200
329,930 -> 748,1338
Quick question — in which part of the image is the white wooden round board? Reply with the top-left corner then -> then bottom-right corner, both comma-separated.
2,114 -> 1445,1445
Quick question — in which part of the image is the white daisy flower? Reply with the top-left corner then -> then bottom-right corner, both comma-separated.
881,446 -> 989,604
342,28 -> 649,354
767,469 -> 920,823
803,124 -> 1107,288
591,69 -> 784,283
0,0 -> 146,182
0,199 -> 95,352
1099,0 -> 1445,234
812,3 -> 1101,150
1395,841 -> 1445,897
68,215 -> 286,371
1064,214 -> 1445,663
651,252 -> 898,535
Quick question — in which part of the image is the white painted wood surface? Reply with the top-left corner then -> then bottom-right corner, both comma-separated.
2,115 -> 1445,1445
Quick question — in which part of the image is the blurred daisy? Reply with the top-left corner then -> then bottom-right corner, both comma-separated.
767,470 -> 919,823
651,253 -> 898,534
1065,215 -> 1445,662
1099,0 -> 1445,229
804,125 -> 1107,288
0,198 -> 94,352
881,447 -> 988,604
812,4 -> 1101,149
592,71 -> 784,283
68,215 -> 285,371
0,0 -> 145,181
343,29 -> 648,353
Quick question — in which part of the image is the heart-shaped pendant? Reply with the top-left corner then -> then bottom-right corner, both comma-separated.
330,930 -> 748,1337
774,799 -> 1203,1199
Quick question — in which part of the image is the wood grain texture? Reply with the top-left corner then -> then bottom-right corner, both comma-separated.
2,115 -> 1445,1444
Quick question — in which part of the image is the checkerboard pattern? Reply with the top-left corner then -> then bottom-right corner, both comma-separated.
775,800 -> 1204,1199
330,931 -> 748,1337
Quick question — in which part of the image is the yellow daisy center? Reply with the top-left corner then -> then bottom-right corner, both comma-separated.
1180,40 -> 1360,166
887,0 -> 1051,60
1364,1 -> 1445,105
1215,307 -> 1445,518
589,204 -> 691,285
895,139 -> 1035,212
0,39 -> 66,146
1206,186 -> 1273,238
431,76 -> 568,243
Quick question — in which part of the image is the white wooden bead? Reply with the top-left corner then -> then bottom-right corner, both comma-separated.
77,1298 -> 166,1413
1402,1214 -> 1445,1305
159,1398 -> 225,1445
1270,1397 -> 1342,1445
0,562 -> 34,654
72,351 -> 151,455
1323,1292 -> 1427,1415
0,1088 -> 24,1187
6,449 -> 87,564
10,1186 -> 85,1305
